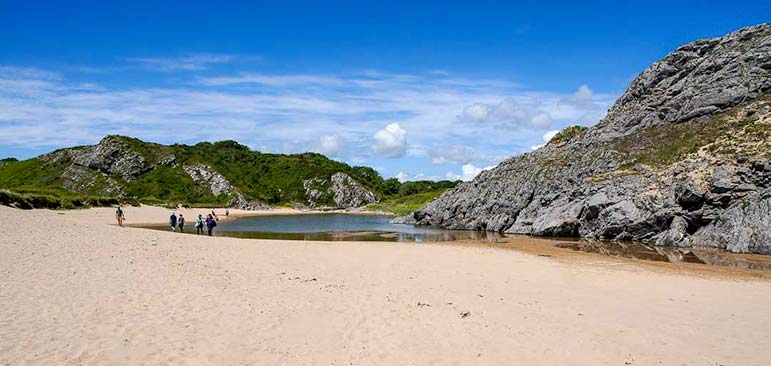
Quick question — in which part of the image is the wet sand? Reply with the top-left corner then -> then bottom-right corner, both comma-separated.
1,205 -> 770,365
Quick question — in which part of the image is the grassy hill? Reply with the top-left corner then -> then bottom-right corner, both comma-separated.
0,135 -> 459,210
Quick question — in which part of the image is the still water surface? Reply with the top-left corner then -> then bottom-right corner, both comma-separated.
139,213 -> 771,271
212,213 -> 504,242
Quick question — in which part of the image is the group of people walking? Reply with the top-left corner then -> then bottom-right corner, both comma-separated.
113,206 -> 222,237
169,212 -> 217,236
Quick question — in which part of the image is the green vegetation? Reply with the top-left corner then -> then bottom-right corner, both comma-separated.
0,135 -> 461,209
547,125 -> 588,145
380,178 -> 458,196
613,94 -> 770,169
0,189 -> 138,210
368,190 -> 447,216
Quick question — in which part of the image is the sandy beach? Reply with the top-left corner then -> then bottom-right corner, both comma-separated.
1,205 -> 770,365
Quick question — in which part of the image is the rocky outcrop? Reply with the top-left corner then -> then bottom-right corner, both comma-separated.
330,172 -> 379,208
587,23 -> 771,141
183,164 -> 237,196
303,172 -> 379,208
39,135 -> 156,195
67,135 -> 153,181
413,24 -> 771,254
183,163 -> 269,210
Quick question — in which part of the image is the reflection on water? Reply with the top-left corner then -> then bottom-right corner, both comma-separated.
556,240 -> 771,271
208,229 -> 506,242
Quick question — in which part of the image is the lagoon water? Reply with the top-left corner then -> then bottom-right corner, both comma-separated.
138,213 -> 771,270
213,213 -> 506,242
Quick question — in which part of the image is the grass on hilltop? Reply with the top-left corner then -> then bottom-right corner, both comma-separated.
368,190 -> 446,216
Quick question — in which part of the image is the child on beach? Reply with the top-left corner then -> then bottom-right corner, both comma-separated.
178,214 -> 185,232
115,206 -> 125,227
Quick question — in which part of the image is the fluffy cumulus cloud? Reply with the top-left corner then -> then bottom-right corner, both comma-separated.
461,103 -> 491,123
459,97 -> 554,130
445,163 -> 495,182
457,84 -> 612,132
394,172 -> 409,182
430,144 -> 475,165
314,135 -> 340,156
561,84 -> 594,109
372,123 -> 407,158
530,129 -> 562,150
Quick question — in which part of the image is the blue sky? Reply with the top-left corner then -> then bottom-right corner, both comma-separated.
1,1 -> 768,181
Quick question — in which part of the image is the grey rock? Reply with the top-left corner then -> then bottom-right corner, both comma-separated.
67,136 -> 153,181
303,172 -> 378,209
412,24 -> 771,254
674,182 -> 705,210
710,166 -> 737,193
654,216 -> 689,247
587,24 -> 771,141
184,163 -> 235,196
330,172 -> 379,208
184,163 -> 269,211
389,214 -> 417,225
690,191 -> 770,254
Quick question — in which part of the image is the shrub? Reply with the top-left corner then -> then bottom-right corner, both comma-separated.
547,125 -> 588,145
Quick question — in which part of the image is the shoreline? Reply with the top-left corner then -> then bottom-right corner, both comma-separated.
99,204 -> 393,226
118,205 -> 771,281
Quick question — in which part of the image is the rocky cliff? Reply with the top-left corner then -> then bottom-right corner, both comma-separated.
413,24 -> 771,254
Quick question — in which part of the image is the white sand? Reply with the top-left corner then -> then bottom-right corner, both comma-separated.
1,205 -> 769,365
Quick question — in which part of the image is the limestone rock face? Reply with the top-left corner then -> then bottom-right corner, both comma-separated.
183,164 -> 236,196
183,164 -> 270,211
330,172 -> 379,208
587,23 -> 771,141
303,172 -> 378,208
68,135 -> 153,181
39,135 -> 153,195
412,24 -> 771,254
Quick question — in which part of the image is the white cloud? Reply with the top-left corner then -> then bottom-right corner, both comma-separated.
458,84 -> 612,131
543,129 -> 560,142
314,135 -> 340,156
0,66 -> 60,80
372,123 -> 407,158
459,98 -> 553,130
460,103 -> 491,123
492,98 -> 530,122
530,129 -> 561,150
0,66 -> 615,176
394,171 -> 442,182
575,84 -> 593,100
200,73 -> 343,87
430,144 -> 475,165
124,53 -> 236,71
446,163 -> 495,181
530,112 -> 552,129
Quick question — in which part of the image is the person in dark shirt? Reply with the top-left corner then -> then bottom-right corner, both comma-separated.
178,214 -> 185,233
170,212 -> 177,231
205,214 -> 216,236
115,206 -> 125,227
